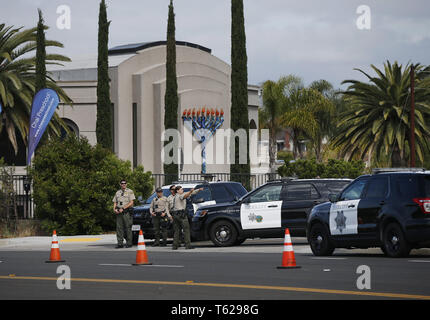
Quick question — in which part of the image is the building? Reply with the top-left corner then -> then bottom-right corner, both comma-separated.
43,41 -> 262,175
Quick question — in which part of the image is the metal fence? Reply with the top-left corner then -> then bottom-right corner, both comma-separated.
3,173 -> 280,220
0,175 -> 33,219
151,172 -> 282,191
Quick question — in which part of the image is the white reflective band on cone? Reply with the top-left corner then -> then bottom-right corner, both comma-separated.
283,245 -> 293,251
51,243 -> 59,249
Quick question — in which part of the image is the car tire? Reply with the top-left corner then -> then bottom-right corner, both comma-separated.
309,223 -> 335,256
234,237 -> 246,246
381,223 -> 411,258
209,220 -> 238,247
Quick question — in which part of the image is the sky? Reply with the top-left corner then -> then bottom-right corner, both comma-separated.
2,0 -> 430,89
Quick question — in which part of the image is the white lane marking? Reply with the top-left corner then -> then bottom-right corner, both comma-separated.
311,257 -> 347,260
409,260 -> 430,263
98,263 -> 184,268
136,265 -> 184,268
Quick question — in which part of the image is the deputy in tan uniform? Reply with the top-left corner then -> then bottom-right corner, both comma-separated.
113,179 -> 135,248
150,187 -> 172,246
171,186 -> 203,250
167,185 -> 176,212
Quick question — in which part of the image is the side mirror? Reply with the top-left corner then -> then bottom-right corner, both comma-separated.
193,198 -> 205,204
328,193 -> 339,203
234,196 -> 239,202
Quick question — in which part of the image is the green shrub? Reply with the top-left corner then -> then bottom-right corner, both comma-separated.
30,136 -> 153,235
278,158 -> 365,179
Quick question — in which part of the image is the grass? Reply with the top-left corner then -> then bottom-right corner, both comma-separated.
0,219 -> 46,238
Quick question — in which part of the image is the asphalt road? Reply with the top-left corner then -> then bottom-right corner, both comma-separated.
1,236 -> 430,300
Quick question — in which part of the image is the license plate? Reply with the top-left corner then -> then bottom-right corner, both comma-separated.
132,225 -> 141,231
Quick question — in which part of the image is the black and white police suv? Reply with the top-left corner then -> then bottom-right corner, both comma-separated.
131,181 -> 247,244
307,169 -> 430,258
191,178 -> 352,246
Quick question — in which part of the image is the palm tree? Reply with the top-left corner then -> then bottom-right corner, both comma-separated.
308,80 -> 337,161
332,61 -> 430,167
259,75 -> 301,172
281,86 -> 334,159
0,23 -> 71,154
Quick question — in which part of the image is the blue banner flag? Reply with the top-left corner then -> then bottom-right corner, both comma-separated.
27,88 -> 60,165
0,101 -> 2,114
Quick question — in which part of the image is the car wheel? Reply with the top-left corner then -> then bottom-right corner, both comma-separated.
382,223 -> 411,258
209,220 -> 238,247
309,223 -> 335,256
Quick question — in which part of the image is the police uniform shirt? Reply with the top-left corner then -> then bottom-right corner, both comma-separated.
113,188 -> 136,209
173,190 -> 199,211
150,196 -> 170,217
167,194 -> 175,211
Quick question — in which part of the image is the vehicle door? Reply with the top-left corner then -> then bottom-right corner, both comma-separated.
329,177 -> 369,236
281,183 -> 321,231
358,176 -> 389,238
240,183 -> 283,231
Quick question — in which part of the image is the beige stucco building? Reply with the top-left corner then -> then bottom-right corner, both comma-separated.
49,41 -> 262,174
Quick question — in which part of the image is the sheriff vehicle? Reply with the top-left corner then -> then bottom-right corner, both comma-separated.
307,169 -> 430,257
191,178 -> 352,246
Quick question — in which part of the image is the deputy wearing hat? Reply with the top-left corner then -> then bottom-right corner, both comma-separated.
113,179 -> 135,248
171,186 -> 203,250
167,185 -> 176,212
149,187 -> 171,246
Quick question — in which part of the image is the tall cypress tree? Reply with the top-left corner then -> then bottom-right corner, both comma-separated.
163,0 -> 179,181
230,0 -> 250,189
34,8 -> 48,151
96,0 -> 113,150
35,9 -> 46,93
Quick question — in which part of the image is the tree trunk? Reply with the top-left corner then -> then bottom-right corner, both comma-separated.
269,128 -> 277,173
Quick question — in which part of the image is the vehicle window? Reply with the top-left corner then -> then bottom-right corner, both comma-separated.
324,181 -> 351,194
248,184 -> 282,203
364,177 -> 389,199
145,192 -> 157,204
395,176 -> 429,198
230,183 -> 248,196
191,186 -> 211,202
284,184 -> 319,200
339,179 -> 368,201
211,184 -> 234,203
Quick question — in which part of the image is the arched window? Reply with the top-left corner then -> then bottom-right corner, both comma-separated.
60,118 -> 80,139
249,119 -> 257,129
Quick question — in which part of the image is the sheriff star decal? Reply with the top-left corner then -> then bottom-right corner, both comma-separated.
335,210 -> 347,233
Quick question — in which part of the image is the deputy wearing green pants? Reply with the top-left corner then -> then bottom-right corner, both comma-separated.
150,187 -> 172,246
113,179 -> 135,248
171,186 -> 203,250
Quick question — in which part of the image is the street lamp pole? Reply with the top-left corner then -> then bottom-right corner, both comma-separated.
410,64 -> 416,168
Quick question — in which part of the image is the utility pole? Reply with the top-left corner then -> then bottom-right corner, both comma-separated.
410,64 -> 416,168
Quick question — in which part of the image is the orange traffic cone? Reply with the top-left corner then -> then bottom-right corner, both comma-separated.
132,230 -> 152,265
46,230 -> 65,263
277,228 -> 301,269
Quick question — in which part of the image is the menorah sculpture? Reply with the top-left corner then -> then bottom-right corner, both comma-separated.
182,107 -> 224,174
